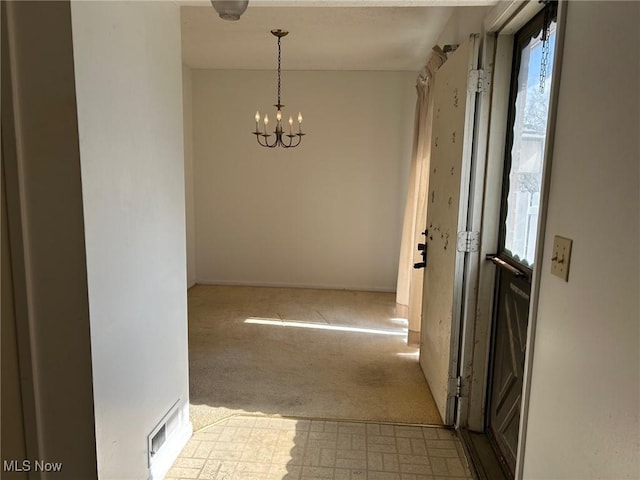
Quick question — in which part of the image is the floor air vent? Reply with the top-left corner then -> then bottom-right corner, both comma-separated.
150,424 -> 166,457
148,399 -> 181,464
147,398 -> 193,480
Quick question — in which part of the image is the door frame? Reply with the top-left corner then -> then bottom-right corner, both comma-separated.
1,1 -> 42,465
455,1 -> 568,478
444,33 -> 481,426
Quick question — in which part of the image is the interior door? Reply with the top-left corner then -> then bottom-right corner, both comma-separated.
487,6 -> 557,476
419,35 -> 480,425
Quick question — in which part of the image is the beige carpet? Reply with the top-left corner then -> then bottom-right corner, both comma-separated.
188,285 -> 442,431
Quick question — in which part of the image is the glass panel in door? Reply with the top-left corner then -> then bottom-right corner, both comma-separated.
502,20 -> 557,268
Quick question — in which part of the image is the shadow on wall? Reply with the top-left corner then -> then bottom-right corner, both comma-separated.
186,285 -> 443,431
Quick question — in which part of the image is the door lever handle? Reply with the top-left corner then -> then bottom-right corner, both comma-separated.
414,242 -> 427,269
486,254 -> 526,277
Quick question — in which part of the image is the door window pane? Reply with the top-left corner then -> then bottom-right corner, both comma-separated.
503,23 -> 556,267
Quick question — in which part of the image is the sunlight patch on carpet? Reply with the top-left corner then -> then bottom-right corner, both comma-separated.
245,317 -> 408,337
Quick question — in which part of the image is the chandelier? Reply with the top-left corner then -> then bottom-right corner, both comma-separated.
253,30 -> 305,148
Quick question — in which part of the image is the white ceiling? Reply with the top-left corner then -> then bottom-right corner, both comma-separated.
180,1 -> 496,71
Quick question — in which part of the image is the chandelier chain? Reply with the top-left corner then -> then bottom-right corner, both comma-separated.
277,36 -> 282,106
539,1 -> 555,94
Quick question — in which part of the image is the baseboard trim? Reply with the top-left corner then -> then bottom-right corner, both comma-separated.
395,303 -> 409,318
194,279 -> 396,293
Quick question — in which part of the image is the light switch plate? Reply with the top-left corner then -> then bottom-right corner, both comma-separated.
551,235 -> 572,281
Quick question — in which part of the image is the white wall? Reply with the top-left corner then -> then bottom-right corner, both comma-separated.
183,65 -> 196,288
192,69 -> 415,291
436,6 -> 489,47
523,2 -> 640,478
71,2 -> 191,479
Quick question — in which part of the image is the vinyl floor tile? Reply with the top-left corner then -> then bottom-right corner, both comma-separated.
166,415 -> 473,480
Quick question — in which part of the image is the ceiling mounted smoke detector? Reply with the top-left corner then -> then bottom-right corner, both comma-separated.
210,1 -> 249,21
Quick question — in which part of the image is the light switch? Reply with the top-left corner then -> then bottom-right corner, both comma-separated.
551,235 -> 572,281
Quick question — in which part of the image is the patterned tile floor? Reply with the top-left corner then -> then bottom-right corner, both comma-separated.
165,415 -> 473,480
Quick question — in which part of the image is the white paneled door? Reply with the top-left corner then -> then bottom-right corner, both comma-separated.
419,36 -> 480,425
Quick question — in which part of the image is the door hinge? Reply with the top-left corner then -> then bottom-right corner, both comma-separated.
456,231 -> 480,252
448,376 -> 466,398
468,69 -> 490,93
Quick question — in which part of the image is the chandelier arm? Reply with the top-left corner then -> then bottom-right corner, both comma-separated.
281,134 -> 302,148
290,135 -> 303,148
257,134 -> 276,148
253,133 -> 265,147
280,135 -> 291,148
266,135 -> 279,148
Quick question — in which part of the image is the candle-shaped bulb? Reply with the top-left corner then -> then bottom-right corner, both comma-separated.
255,111 -> 260,123
298,112 -> 303,124
288,116 -> 293,134
264,114 -> 269,126
276,110 -> 282,122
